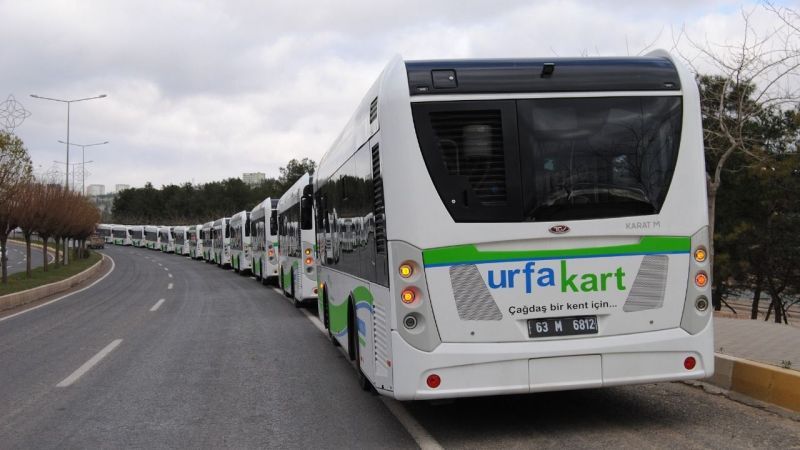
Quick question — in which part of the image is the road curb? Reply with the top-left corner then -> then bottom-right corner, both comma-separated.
0,254 -> 106,313
709,353 -> 800,413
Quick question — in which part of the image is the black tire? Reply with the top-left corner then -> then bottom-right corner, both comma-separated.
291,270 -> 301,308
280,268 -> 286,295
349,299 -> 371,391
323,287 -> 340,347
347,300 -> 356,361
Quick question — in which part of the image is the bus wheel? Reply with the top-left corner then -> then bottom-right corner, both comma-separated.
323,289 -> 339,347
347,300 -> 356,361
291,270 -> 301,308
349,299 -> 371,391
280,268 -> 288,296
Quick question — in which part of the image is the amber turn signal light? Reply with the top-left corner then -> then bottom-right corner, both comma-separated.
695,272 -> 708,287
399,264 -> 413,278
694,247 -> 707,263
401,288 -> 416,304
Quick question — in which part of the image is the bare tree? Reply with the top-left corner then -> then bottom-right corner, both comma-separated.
674,5 -> 800,309
34,183 -> 67,272
0,131 -> 33,283
13,182 -> 43,278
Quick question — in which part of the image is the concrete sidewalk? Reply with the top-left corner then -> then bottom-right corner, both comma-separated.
715,317 -> 800,371
707,317 -> 800,413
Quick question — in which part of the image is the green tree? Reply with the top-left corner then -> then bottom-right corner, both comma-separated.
279,158 -> 316,191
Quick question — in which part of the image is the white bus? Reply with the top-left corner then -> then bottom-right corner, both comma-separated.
129,225 -> 146,247
187,224 -> 204,259
250,197 -> 280,284
111,225 -> 132,246
144,225 -> 160,250
313,52 -> 712,400
158,226 -> 175,253
212,217 -> 231,268
201,221 -> 214,262
229,210 -> 252,274
277,173 -> 316,306
173,226 -> 190,256
97,224 -> 113,244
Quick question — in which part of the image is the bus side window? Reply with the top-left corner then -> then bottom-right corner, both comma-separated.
301,197 -> 313,230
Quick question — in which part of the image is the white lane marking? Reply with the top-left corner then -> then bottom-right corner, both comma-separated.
381,398 -> 443,450
168,273 -> 173,278
157,263 -> 162,267
56,339 -> 123,387
164,267 -> 169,271
167,283 -> 173,290
298,307 -> 327,334
285,289 -> 443,450
150,299 -> 165,312
0,254 -> 116,323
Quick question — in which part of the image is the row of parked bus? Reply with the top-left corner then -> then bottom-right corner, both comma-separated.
96,51 -> 714,401
96,198 -> 282,283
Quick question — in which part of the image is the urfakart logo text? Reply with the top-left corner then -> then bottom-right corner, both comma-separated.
487,260 -> 626,293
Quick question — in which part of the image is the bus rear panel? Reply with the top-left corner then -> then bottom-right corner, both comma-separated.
316,52 -> 712,400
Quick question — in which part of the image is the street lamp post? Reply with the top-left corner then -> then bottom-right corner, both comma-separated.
53,160 -> 94,190
30,94 -> 107,192
31,93 -> 106,265
58,140 -> 108,195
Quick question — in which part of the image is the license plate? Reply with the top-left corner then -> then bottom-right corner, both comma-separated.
528,316 -> 598,338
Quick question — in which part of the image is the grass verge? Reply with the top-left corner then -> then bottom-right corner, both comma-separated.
0,250 -> 102,296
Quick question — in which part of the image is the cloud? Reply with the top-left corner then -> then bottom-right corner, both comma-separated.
0,0 -> 791,190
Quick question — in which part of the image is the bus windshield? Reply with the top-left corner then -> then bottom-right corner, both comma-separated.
413,96 -> 682,222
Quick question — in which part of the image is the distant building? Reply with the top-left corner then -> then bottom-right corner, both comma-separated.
242,172 -> 265,186
86,184 -> 105,196
89,193 -> 115,222
115,184 -> 131,192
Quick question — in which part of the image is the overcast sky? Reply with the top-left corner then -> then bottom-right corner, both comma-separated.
1,0 -> 794,191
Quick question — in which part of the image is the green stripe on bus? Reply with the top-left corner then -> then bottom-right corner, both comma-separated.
422,236 -> 690,267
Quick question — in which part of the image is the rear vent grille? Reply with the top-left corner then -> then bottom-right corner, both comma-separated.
372,144 -> 386,254
449,264 -> 503,320
429,110 -> 507,205
623,255 -> 668,312
369,97 -> 378,124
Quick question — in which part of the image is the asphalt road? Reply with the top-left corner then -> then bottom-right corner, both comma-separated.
0,245 -> 797,449
3,240 -> 49,275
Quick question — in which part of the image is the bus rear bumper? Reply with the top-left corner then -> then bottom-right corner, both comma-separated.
390,321 -> 714,401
